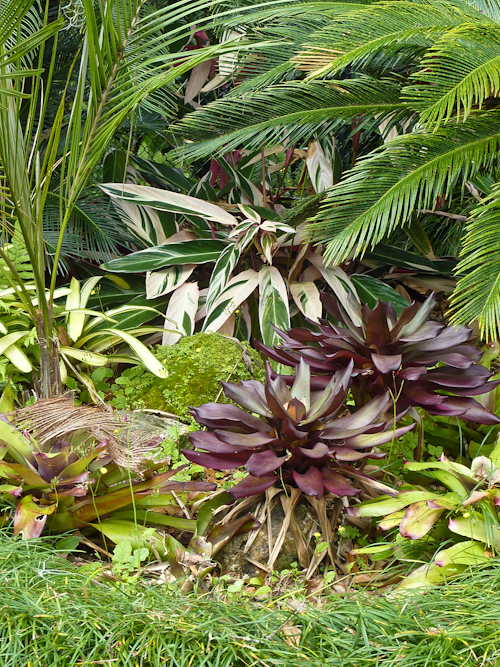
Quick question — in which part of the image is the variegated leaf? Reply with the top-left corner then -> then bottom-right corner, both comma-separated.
290,281 -> 322,322
203,269 -> 259,333
102,183 -> 237,226
307,251 -> 362,326
162,283 -> 200,345
112,197 -> 173,246
146,264 -> 196,300
258,266 -> 290,347
205,245 -> 241,316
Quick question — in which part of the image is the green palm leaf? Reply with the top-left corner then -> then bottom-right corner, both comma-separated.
175,77 -> 409,158
406,25 -> 500,126
306,115 -> 500,264
449,184 -> 500,340
295,0 -> 484,78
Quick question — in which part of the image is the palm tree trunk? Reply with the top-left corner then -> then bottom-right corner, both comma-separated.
36,310 -> 62,398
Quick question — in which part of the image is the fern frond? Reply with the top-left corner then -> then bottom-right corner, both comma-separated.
406,25 -> 500,127
449,184 -> 500,340
306,115 -> 500,264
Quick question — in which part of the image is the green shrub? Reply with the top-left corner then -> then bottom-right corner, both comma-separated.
110,333 -> 265,421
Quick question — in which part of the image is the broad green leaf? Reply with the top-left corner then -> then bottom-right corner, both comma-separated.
102,183 -> 237,225
449,513 -> 500,548
0,417 -> 33,463
354,491 -> 438,517
307,252 -> 362,326
2,344 -> 32,372
101,240 -> 227,273
0,381 -> 15,413
60,347 -> 108,367
203,269 -> 259,333
351,274 -> 410,316
111,197 -> 174,247
290,281 -> 322,322
91,519 -> 167,557
111,510 -> 196,532
105,329 -> 168,378
162,282 -> 200,345
258,266 -> 290,347
397,562 -> 467,590
434,540 -> 490,567
0,331 -> 29,356
145,264 -> 196,300
399,500 -> 444,539
205,244 -> 241,316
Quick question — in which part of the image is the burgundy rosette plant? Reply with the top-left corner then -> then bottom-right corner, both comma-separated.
182,360 -> 413,499
256,293 -> 500,424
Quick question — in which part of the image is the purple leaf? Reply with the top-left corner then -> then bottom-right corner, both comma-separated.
245,450 -> 284,476
228,474 -> 277,498
181,449 -> 250,470
190,403 -> 272,433
298,442 -> 330,459
328,447 -> 386,461
398,320 -> 442,342
221,380 -> 272,417
371,354 -> 402,374
410,325 -> 471,352
430,397 -> 500,424
390,301 -> 419,339
403,385 -> 446,406
364,301 -> 392,350
323,392 -> 391,432
344,424 -> 415,449
213,430 -> 277,449
292,467 -> 324,498
321,469 -> 360,496
189,431 -> 247,454
397,366 -> 428,381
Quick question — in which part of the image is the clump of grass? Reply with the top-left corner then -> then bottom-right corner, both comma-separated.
1,531 -> 500,666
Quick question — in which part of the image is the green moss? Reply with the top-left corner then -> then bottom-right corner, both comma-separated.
110,333 -> 265,421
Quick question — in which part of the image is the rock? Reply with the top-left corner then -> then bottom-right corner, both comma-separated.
216,499 -> 318,578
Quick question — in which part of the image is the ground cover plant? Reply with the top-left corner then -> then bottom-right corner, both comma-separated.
3,530 -> 500,666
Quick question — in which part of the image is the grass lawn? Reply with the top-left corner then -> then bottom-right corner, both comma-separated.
1,531 -> 499,666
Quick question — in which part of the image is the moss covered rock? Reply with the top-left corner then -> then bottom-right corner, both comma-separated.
110,333 -> 265,421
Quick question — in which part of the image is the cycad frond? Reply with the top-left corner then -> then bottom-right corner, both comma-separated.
306,115 -> 500,264
406,25 -> 500,126
294,0 -> 483,77
223,3 -> 370,94
449,184 -> 500,340
174,77 -> 409,158
462,0 -> 500,21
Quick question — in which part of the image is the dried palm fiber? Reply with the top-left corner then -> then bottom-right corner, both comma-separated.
10,397 -> 171,473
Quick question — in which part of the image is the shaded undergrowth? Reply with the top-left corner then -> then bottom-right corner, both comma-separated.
1,532 -> 499,666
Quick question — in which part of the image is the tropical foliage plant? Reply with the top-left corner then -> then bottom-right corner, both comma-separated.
0,0 -> 249,397
100,183 -> 411,348
259,292 -> 500,424
0,408 -> 215,539
350,442 -> 500,588
173,0 -> 500,339
182,358 -> 413,499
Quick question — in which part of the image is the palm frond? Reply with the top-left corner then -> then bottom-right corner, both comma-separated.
462,0 -> 500,21
406,25 -> 500,126
174,77 -> 409,158
306,115 -> 500,264
449,184 -> 500,340
294,0 -> 490,78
